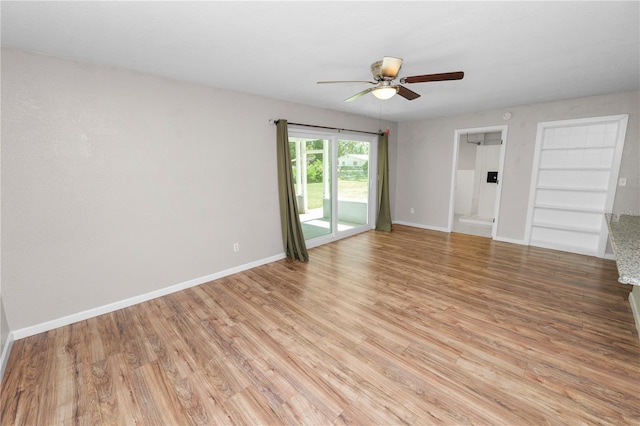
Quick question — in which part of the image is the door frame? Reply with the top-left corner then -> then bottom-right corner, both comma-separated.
288,127 -> 378,249
332,132 -> 378,244
448,125 -> 508,238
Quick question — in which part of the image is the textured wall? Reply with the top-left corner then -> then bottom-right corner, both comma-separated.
1,48 -> 397,331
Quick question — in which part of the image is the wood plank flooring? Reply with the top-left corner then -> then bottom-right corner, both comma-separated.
2,225 -> 639,425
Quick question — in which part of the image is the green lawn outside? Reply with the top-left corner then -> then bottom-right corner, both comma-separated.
305,180 -> 369,209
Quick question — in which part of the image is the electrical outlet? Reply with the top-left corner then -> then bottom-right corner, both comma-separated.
618,177 -> 627,186
410,208 -> 415,214
233,243 -> 239,252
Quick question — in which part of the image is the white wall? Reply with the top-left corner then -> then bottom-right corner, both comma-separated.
454,136 -> 476,215
395,91 -> 640,242
454,170 -> 474,215
1,48 -> 398,332
476,144 -> 500,219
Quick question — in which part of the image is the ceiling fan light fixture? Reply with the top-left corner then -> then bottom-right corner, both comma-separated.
321,57 -> 463,102
372,86 -> 398,100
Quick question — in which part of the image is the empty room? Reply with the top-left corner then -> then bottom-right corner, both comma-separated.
1,1 -> 639,424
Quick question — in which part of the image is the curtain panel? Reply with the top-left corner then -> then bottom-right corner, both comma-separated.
276,120 -> 309,261
375,131 -> 392,232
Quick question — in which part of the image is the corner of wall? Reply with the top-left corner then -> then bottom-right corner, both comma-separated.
0,296 -> 14,383
0,333 -> 14,384
629,286 -> 640,339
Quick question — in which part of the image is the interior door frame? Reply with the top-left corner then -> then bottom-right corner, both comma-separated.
448,125 -> 508,238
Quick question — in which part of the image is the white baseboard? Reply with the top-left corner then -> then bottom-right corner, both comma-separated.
393,222 -> 528,247
393,221 -> 449,233
493,236 -> 527,246
629,288 -> 640,339
0,332 -> 15,384
603,253 -> 616,260
12,253 -> 286,340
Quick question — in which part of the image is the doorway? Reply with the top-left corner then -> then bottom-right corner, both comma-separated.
288,129 -> 377,248
449,125 -> 508,238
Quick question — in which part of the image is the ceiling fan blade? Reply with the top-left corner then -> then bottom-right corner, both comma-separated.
397,85 -> 421,101
344,87 -> 375,102
380,56 -> 403,78
401,71 -> 464,84
317,80 -> 376,84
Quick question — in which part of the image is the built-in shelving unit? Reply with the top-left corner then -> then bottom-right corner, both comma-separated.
526,115 -> 628,258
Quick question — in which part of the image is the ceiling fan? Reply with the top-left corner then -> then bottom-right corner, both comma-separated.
317,56 -> 464,102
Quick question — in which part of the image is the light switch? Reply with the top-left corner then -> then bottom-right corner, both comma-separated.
618,178 -> 627,186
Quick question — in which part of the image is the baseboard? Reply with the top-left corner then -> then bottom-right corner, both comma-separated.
459,217 -> 492,226
0,332 -> 15,384
12,253 -> 287,340
493,236 -> 527,246
393,221 -> 449,233
603,253 -> 616,260
393,222 -> 529,247
629,288 -> 640,339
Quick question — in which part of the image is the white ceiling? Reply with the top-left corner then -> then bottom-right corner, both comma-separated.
2,1 -> 639,122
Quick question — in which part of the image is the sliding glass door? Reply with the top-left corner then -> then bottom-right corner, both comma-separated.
337,139 -> 371,229
289,129 -> 376,245
289,136 -> 333,240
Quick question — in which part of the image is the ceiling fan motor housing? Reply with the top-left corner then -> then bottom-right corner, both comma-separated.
318,57 -> 461,102
370,61 -> 386,81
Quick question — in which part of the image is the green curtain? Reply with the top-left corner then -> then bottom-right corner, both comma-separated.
375,131 -> 392,232
276,120 -> 309,261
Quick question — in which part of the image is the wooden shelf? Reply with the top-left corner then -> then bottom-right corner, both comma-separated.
535,185 -> 608,193
532,221 -> 601,234
529,238 -> 598,257
533,204 -> 604,214
540,145 -> 615,151
538,166 -> 611,171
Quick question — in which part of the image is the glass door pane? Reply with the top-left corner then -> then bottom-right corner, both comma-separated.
337,140 -> 370,231
289,137 -> 332,240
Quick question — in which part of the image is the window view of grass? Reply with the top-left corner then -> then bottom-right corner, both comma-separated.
305,182 -> 324,209
305,179 -> 369,209
290,138 -> 370,212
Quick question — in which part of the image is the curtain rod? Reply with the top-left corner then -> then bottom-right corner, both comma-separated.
270,119 -> 383,136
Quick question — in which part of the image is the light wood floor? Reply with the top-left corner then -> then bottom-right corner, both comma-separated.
2,225 -> 639,425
